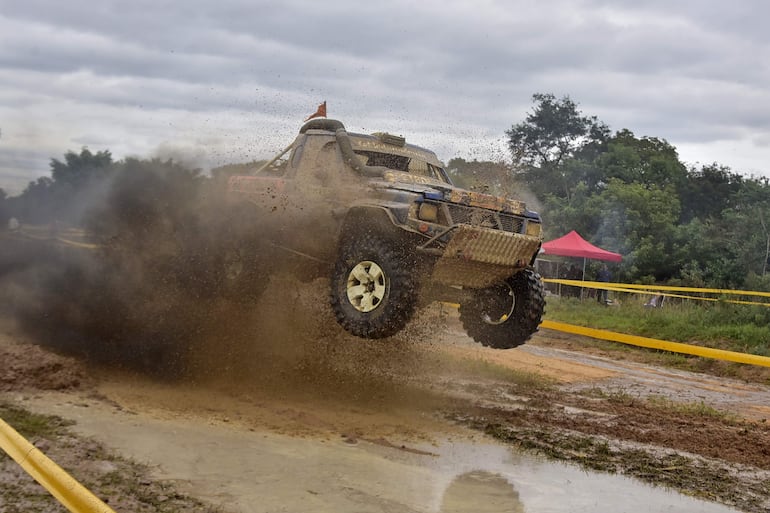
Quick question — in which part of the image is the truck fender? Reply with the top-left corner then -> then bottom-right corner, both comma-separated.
339,205 -> 404,240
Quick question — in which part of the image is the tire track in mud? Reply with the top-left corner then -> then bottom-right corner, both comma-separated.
526,341 -> 770,421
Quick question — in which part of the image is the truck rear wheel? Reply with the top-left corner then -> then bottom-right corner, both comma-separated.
459,268 -> 545,349
330,234 -> 417,338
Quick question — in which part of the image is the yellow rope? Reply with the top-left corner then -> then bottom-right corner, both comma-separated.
0,418 -> 116,513
541,320 -> 770,368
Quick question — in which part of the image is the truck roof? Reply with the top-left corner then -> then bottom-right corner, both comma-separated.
301,119 -> 444,169
347,132 -> 444,169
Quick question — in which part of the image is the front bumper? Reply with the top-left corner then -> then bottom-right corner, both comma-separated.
424,225 -> 542,288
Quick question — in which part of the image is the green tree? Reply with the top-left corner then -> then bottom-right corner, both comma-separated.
540,182 -> 602,240
720,177 -> 770,280
679,163 -> 744,223
10,148 -> 115,225
506,93 -> 770,287
50,148 -> 113,188
507,93 -> 609,201
595,130 -> 687,191
595,179 -> 681,281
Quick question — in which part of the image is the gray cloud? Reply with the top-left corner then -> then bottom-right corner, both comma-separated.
2,0 -> 770,194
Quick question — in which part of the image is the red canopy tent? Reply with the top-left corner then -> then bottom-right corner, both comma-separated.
540,231 -> 621,295
541,230 -> 622,262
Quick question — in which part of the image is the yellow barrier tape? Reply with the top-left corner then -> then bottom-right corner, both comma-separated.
544,279 -> 770,307
545,278 -> 770,298
441,300 -> 770,367
540,320 -> 770,368
599,285 -> 741,305
0,417 -> 116,513
6,230 -> 101,250
54,237 -> 101,250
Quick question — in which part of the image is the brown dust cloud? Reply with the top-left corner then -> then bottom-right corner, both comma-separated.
0,159 -> 445,409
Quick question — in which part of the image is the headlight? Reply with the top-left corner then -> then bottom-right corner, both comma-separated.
418,202 -> 438,222
526,221 -> 541,237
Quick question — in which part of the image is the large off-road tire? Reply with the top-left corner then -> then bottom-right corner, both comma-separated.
458,268 -> 545,349
330,234 -> 418,338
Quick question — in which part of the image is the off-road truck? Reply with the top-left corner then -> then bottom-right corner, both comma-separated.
226,118 -> 545,349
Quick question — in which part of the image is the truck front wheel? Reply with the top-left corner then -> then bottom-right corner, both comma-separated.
459,268 -> 545,349
330,234 -> 417,339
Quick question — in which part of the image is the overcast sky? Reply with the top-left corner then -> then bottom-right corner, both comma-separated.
1,0 -> 769,194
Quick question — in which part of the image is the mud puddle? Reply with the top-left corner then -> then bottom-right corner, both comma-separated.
13,387 -> 739,513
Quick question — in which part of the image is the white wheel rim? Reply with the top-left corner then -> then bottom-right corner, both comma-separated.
346,260 -> 387,312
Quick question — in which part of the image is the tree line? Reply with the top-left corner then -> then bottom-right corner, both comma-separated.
449,93 -> 770,289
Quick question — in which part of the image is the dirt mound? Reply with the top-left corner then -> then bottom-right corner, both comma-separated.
0,323 -> 89,392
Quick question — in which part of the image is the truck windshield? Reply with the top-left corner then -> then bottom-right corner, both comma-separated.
355,151 -> 450,183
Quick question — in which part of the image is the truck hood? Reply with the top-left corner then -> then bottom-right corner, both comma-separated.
376,170 -> 538,218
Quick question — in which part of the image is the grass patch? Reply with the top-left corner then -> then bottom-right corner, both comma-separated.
545,296 -> 770,356
580,387 -> 639,405
0,402 -> 74,438
431,350 -> 556,390
645,395 -> 736,421
476,420 -> 763,512
581,388 -> 736,421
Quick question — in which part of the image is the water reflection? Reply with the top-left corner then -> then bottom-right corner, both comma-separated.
425,440 -> 739,513
440,471 -> 524,513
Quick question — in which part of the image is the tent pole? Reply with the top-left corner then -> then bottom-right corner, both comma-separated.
581,257 -> 587,299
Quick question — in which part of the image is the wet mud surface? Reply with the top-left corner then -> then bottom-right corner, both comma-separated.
4,390 -> 744,513
3,310 -> 770,512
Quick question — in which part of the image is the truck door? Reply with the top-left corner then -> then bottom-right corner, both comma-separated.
282,140 -> 348,259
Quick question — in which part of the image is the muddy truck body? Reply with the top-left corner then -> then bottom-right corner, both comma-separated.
226,118 -> 545,349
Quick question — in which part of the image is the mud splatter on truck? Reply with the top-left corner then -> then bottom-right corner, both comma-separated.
226,118 -> 545,349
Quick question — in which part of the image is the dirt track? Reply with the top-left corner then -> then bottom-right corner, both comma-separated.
3,311 -> 770,512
